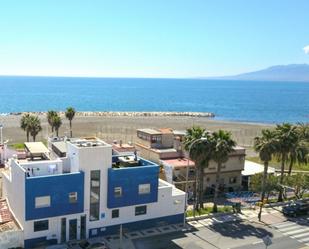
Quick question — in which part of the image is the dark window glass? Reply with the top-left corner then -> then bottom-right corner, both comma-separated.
135,205 -> 147,216
112,209 -> 119,218
60,218 -> 66,243
34,220 -> 49,232
90,170 -> 100,221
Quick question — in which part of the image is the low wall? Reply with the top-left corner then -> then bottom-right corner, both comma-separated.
0,230 -> 23,249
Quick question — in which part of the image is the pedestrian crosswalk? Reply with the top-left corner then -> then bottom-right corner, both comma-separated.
272,218 -> 309,246
187,214 -> 241,228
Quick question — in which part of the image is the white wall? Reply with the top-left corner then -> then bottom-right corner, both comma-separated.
66,142 -> 112,231
100,182 -> 185,228
206,156 -> 245,173
19,159 -> 63,177
23,213 -> 84,242
2,160 -> 26,229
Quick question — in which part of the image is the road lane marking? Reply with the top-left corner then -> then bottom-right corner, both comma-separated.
283,227 -> 309,236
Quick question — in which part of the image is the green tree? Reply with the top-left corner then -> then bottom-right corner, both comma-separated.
20,113 -> 31,142
283,173 -> 309,199
47,110 -> 57,133
254,129 -> 277,221
211,130 -> 236,213
65,107 -> 76,137
274,123 -> 299,202
52,115 -> 62,137
250,174 -> 280,200
28,115 -> 42,142
184,127 -> 214,210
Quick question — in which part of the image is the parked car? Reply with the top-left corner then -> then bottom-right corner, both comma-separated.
282,199 -> 309,217
67,240 -> 107,249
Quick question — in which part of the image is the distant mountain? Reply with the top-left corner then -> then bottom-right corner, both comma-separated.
215,64 -> 309,82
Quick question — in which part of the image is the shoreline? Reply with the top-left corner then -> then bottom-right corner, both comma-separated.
0,113 -> 274,157
1,111 -> 215,118
0,111 -> 278,126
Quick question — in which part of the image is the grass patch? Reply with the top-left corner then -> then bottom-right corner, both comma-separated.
247,156 -> 309,171
9,143 -> 25,150
186,206 -> 233,217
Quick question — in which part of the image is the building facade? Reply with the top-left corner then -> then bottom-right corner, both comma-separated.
135,128 -> 185,163
2,138 -> 185,248
135,128 -> 246,193
162,146 -> 246,193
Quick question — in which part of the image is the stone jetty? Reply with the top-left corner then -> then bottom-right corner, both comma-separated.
10,111 -> 215,118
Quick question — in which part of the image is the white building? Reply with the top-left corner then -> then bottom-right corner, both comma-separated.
2,138 -> 185,248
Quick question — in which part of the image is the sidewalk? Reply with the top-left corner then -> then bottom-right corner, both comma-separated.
104,223 -> 184,249
103,207 -> 283,249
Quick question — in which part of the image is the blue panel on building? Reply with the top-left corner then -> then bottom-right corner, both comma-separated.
107,165 -> 159,208
89,213 -> 184,238
24,236 -> 57,249
25,172 -> 84,220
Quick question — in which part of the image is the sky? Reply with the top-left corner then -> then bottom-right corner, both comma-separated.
0,0 -> 309,78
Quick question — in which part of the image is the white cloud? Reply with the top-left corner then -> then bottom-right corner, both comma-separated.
304,45 -> 309,54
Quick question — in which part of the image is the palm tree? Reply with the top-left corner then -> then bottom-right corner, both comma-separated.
20,113 -> 31,142
52,115 -> 62,137
47,110 -> 57,133
28,115 -> 42,142
65,107 -> 76,137
287,124 -> 309,175
254,129 -> 277,221
184,128 -> 213,210
274,123 -> 299,202
211,130 -> 236,213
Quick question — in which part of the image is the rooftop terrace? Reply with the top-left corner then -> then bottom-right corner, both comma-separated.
112,154 -> 157,169
69,137 -> 109,148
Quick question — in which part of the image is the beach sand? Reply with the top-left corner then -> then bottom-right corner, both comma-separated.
0,113 -> 274,156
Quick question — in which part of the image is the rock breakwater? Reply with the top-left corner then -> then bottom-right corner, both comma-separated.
9,111 -> 215,118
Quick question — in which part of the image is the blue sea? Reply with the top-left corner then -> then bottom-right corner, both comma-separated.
0,76 -> 308,124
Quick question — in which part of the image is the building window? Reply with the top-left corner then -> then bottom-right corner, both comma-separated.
34,220 -> 49,232
138,184 -> 150,195
91,229 -> 98,236
35,196 -> 51,208
229,177 -> 237,184
90,170 -> 100,221
69,192 -> 78,203
114,187 -> 122,197
112,209 -> 119,218
135,205 -> 147,216
151,135 -> 162,143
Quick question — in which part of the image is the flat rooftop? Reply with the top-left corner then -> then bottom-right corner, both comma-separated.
161,158 -> 195,168
137,128 -> 162,135
52,141 -> 67,154
112,143 -> 136,153
242,160 -> 275,176
69,137 -> 109,148
25,142 -> 49,155
172,130 -> 186,136
158,128 -> 173,134
112,155 -> 156,168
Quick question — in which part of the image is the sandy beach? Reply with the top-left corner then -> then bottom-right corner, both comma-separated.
0,112 -> 274,156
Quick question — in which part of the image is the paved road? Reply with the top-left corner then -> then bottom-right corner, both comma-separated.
105,210 -> 309,249
133,220 -> 289,249
234,236 -> 304,249
270,216 -> 309,247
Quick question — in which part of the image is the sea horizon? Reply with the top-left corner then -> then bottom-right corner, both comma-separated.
0,75 -> 309,124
